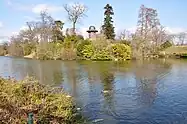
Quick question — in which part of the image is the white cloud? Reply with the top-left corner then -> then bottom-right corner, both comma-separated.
165,27 -> 186,34
32,4 -> 63,14
4,0 -> 12,5
20,25 -> 28,31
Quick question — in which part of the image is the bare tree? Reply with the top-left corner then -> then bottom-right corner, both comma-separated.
118,29 -> 132,40
133,5 -> 166,57
8,10 -> 56,57
151,26 -> 167,46
177,32 -> 187,45
38,11 -> 54,43
23,11 -> 55,44
63,3 -> 87,34
25,21 -> 40,43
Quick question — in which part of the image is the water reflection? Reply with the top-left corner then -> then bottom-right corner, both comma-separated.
100,65 -> 115,113
1,57 -> 187,123
134,60 -> 172,106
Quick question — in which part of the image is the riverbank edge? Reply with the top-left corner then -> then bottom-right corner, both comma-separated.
2,53 -> 186,61
0,76 -> 86,124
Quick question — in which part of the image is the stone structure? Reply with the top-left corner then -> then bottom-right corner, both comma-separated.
87,26 -> 98,39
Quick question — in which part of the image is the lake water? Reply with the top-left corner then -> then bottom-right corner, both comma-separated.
1,56 -> 187,124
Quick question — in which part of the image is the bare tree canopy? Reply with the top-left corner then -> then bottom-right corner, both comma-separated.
177,32 -> 187,45
118,29 -> 133,40
63,3 -> 87,34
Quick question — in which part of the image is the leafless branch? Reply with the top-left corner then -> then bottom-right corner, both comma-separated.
63,3 -> 87,34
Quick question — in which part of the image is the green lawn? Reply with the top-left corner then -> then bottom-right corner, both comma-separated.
163,46 -> 187,55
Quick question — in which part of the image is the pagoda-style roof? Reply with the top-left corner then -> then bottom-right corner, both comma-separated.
87,26 -> 98,33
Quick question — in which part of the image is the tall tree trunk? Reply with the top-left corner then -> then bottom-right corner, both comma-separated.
72,22 -> 76,35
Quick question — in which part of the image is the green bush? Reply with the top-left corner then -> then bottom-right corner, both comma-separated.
36,42 -> 64,60
23,43 -> 37,56
36,47 -> 53,60
111,43 -> 131,60
81,44 -> 94,59
117,40 -> 131,46
0,77 -> 83,124
92,48 -> 112,61
9,42 -> 24,57
61,47 -> 77,60
64,35 -> 81,45
76,39 -> 92,57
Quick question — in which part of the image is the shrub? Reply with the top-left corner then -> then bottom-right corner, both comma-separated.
76,39 -> 92,57
36,47 -> 53,60
64,35 -> 81,45
0,49 -> 7,56
92,38 -> 109,51
23,43 -> 37,56
111,43 -> 131,60
92,48 -> 112,61
48,42 -> 63,60
0,77 -> 84,124
0,43 -> 9,56
81,44 -> 94,59
35,43 -> 64,60
8,42 -> 24,57
115,40 -> 131,46
61,47 -> 77,60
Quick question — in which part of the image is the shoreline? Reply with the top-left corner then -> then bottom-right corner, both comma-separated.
1,54 -> 187,61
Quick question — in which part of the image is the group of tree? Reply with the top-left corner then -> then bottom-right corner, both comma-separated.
0,3 -> 179,60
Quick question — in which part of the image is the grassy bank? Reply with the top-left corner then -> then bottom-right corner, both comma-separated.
159,46 -> 187,58
0,77 -> 85,124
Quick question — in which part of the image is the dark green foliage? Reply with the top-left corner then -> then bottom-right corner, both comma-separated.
52,30 -> 64,42
52,20 -> 64,42
102,4 -> 115,40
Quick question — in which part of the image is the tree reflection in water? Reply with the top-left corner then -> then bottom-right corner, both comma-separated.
9,59 -> 64,86
133,59 -> 172,106
97,62 -> 116,112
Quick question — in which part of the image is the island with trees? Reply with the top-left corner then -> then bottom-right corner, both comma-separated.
1,3 -> 186,61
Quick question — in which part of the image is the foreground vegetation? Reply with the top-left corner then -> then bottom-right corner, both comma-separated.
0,77 -> 85,124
